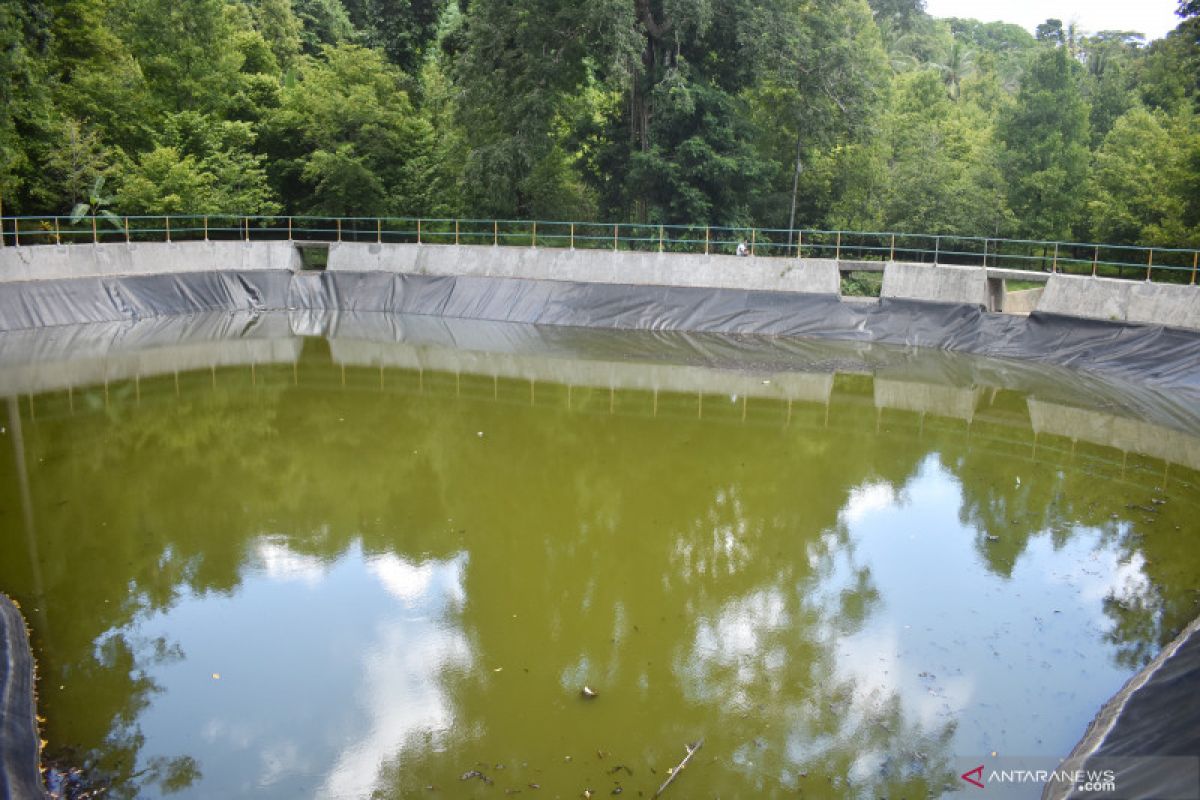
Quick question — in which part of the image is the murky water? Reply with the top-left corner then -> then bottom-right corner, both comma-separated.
2,320 -> 1199,799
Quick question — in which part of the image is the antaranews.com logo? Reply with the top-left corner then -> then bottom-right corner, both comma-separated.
951,755 -> 1199,799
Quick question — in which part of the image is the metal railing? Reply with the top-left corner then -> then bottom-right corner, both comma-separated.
2,214 -> 1197,284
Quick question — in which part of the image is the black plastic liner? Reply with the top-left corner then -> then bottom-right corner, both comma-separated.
1046,617 -> 1200,799
0,595 -> 41,800
2,270 -> 1199,400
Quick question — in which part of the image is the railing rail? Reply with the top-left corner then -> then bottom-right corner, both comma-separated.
1,214 -> 1197,284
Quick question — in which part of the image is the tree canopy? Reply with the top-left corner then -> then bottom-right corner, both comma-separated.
1,0 -> 1198,248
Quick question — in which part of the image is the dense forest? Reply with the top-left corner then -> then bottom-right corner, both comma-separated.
1,0 -> 1198,248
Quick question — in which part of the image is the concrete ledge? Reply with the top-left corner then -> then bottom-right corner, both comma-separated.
327,243 -> 842,295
1037,274 -> 1200,330
881,261 -> 988,307
0,241 -> 301,282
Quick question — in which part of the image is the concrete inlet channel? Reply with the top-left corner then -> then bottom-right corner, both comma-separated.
1,239 -> 1199,798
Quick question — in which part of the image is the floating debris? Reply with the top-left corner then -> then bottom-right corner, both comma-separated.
581,686 -> 598,699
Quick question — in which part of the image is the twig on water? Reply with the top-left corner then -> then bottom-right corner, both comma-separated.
652,739 -> 703,798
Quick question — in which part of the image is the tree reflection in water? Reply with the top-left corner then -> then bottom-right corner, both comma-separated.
1,335 -> 1198,798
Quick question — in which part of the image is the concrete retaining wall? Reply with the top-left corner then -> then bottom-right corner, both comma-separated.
327,242 -> 843,295
1004,287 -> 1043,314
0,241 -> 301,282
1037,274 -> 1200,329
881,261 -> 989,307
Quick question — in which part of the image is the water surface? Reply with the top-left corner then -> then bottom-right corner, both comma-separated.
2,321 -> 1199,799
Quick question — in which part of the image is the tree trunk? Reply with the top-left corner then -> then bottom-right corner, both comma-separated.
787,133 -> 803,249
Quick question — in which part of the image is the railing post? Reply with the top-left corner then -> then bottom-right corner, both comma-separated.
658,224 -> 663,253
569,222 -> 574,249
933,235 -> 939,264
337,218 -> 342,243
164,216 -> 170,243
378,217 -> 382,244
455,219 -> 459,245
203,216 -> 208,241
797,229 -> 803,259
982,238 -> 988,268
415,218 -> 420,244
494,220 -> 498,246
1145,248 -> 1153,281
54,217 -> 61,245
532,220 -> 536,247
704,226 -> 709,255
613,223 -> 618,252
1052,242 -> 1059,273
244,216 -> 249,242
751,228 -> 756,257
1192,251 -> 1198,285
93,215 -> 98,244
13,218 -> 18,247
124,217 -> 130,244
288,216 -> 293,240
835,230 -> 841,261
1092,246 -> 1099,277
890,233 -> 895,262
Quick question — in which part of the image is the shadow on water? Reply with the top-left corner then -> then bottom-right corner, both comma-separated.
0,313 -> 1198,798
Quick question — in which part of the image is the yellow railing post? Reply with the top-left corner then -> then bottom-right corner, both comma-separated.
890,233 -> 896,262
93,215 -> 98,244
337,218 -> 342,242
164,216 -> 170,243
750,228 -> 756,256
1192,251 -> 1198,285
797,229 -> 803,258
532,220 -> 537,247
1145,248 -> 1153,281
613,223 -> 618,252
124,217 -> 130,244
704,226 -> 709,255
1052,242 -> 1059,273
244,216 -> 249,241
982,238 -> 988,267
204,216 -> 209,241
54,217 -> 61,245
659,224 -> 664,253
569,222 -> 574,249
933,235 -> 939,263
493,220 -> 498,246
835,231 -> 841,261
288,216 -> 293,240
13,218 -> 18,247
1092,246 -> 1099,277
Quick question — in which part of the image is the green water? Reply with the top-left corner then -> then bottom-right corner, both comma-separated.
2,334 -> 1199,799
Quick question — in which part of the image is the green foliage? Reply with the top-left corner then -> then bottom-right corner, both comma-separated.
0,0 -> 1197,252
1087,107 -> 1200,247
262,44 -> 436,215
998,47 -> 1091,240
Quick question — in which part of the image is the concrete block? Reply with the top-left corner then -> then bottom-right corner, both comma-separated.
327,243 -> 841,294
0,241 -> 300,282
881,261 -> 989,306
1037,274 -> 1200,330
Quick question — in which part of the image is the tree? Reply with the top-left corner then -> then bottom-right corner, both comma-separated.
262,44 -> 437,215
1087,107 -> 1200,247
998,47 -> 1090,240
342,0 -> 449,73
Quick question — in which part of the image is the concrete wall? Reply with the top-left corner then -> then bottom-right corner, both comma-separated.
0,240 -> 301,282
881,261 -> 989,307
327,242 -> 843,295
1004,287 -> 1043,315
1037,274 -> 1200,330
